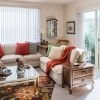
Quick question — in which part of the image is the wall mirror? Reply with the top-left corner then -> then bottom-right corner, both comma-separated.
47,18 -> 58,38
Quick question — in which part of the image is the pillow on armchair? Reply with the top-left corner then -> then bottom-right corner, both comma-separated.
77,48 -> 85,63
48,46 -> 84,63
46,44 -> 58,57
48,46 -> 64,60
70,48 -> 80,63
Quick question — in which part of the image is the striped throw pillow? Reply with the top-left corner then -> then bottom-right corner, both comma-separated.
29,42 -> 39,54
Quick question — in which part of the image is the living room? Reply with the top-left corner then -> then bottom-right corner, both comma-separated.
0,0 -> 100,100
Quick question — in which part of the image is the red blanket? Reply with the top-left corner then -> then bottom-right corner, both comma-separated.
46,46 -> 75,75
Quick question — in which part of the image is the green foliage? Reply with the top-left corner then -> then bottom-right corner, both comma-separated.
85,19 -> 95,57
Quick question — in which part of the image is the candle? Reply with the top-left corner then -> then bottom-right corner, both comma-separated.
41,33 -> 42,39
40,33 -> 42,44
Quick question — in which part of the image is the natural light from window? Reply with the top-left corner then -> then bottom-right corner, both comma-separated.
0,7 -> 40,44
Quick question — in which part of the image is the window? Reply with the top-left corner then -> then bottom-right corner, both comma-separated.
0,7 -> 40,44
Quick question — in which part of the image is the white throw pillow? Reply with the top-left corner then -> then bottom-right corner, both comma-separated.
48,46 -> 64,60
70,48 -> 80,63
77,48 -> 85,63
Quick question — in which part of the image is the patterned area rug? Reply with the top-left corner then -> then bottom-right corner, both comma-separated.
0,76 -> 54,100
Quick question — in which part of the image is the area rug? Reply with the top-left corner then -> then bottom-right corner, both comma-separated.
0,76 -> 54,100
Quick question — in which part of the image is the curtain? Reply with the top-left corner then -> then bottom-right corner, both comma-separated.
76,12 -> 85,49
0,7 -> 40,44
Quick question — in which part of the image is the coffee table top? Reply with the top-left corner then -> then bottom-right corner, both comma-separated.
0,65 -> 39,86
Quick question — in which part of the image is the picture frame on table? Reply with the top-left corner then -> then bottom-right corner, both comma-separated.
67,21 -> 75,34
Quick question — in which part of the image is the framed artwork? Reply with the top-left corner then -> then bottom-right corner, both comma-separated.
67,21 -> 75,34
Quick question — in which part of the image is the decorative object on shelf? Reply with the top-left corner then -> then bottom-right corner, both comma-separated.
0,61 -> 12,76
47,18 -> 58,38
40,39 -> 48,45
67,21 -> 75,34
42,40 -> 48,45
16,58 -> 25,74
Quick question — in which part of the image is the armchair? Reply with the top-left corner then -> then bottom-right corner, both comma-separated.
40,45 -> 85,85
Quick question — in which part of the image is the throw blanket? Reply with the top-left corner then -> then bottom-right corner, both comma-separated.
46,46 -> 76,75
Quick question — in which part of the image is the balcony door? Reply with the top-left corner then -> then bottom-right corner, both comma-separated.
83,11 -> 96,65
82,10 -> 100,68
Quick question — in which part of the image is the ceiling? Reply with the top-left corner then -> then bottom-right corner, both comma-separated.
7,0 -> 76,5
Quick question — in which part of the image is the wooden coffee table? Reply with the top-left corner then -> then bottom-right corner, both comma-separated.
0,65 -> 39,90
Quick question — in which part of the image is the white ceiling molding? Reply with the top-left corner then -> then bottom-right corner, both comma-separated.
3,0 -> 76,5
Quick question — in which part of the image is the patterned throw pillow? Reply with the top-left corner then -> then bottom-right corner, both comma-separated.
29,42 -> 39,54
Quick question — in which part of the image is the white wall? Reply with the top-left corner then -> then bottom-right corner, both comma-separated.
64,0 -> 100,46
0,1 -> 64,43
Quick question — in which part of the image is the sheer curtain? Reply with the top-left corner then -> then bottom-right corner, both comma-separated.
0,7 -> 40,44
76,12 -> 84,49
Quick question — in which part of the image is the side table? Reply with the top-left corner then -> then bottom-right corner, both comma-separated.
37,44 -> 48,55
62,63 -> 94,94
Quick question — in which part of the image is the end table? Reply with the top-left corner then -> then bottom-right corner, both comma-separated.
37,44 -> 48,55
62,63 -> 94,94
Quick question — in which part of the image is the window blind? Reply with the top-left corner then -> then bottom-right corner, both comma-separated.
0,7 -> 40,44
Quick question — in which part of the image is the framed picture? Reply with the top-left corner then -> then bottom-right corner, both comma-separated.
67,21 -> 75,34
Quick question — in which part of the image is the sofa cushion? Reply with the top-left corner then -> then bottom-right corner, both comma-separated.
23,53 -> 42,61
40,57 -> 51,72
70,48 -> 80,63
2,44 -> 16,55
40,57 -> 51,65
48,46 -> 64,60
16,42 -> 30,55
0,45 -> 4,58
29,42 -> 39,54
52,64 -> 62,74
40,57 -> 62,74
1,54 -> 22,63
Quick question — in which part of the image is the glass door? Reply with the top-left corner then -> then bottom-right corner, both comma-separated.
97,10 -> 100,69
83,11 -> 96,65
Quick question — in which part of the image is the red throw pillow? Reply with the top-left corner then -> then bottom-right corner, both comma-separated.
16,42 -> 30,55
0,45 -> 4,58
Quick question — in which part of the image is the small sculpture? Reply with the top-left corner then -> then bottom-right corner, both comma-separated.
16,58 -> 24,71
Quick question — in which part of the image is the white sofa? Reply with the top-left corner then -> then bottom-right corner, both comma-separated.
0,43 -> 42,67
40,46 -> 85,85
